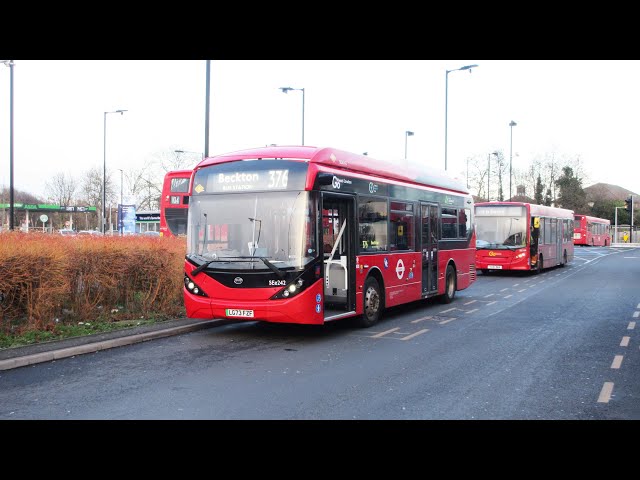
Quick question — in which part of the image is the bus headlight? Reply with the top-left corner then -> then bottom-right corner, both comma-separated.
184,274 -> 208,297
271,267 -> 317,300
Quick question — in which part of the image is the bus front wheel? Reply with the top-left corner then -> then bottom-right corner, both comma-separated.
440,264 -> 456,304
357,276 -> 383,328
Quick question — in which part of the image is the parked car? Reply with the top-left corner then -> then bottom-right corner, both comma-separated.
142,231 -> 160,237
58,229 -> 76,236
77,230 -> 102,236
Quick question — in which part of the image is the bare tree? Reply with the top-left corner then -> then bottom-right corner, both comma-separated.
78,166 -> 117,228
44,173 -> 77,206
164,148 -> 199,172
466,154 -> 489,199
490,151 -> 507,201
128,166 -> 163,211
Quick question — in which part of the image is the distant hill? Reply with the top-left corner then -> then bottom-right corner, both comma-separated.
584,183 -> 638,201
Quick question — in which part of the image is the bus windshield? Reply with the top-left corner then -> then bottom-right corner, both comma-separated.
475,205 -> 527,249
187,191 -> 317,271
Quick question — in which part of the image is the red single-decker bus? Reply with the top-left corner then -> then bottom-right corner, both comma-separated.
475,201 -> 574,273
183,145 -> 477,328
573,214 -> 610,246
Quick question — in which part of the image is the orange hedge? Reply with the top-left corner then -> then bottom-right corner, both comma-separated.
0,231 -> 187,334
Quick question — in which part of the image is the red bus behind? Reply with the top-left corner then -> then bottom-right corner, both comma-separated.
160,169 -> 192,238
475,201 -> 574,273
573,214 -> 610,246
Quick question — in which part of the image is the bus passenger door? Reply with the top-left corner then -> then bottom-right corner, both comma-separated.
421,202 -> 438,295
321,194 -> 356,319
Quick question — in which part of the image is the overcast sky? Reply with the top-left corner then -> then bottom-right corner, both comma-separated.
1,60 -> 638,199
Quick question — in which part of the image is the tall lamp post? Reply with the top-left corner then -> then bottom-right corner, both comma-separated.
487,151 -> 498,201
444,63 -> 478,171
117,168 -> 124,235
103,109 -> 127,234
509,120 -> 517,200
1,60 -> 14,230
279,87 -> 305,145
404,131 -> 414,160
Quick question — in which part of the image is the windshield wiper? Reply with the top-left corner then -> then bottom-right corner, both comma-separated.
191,259 -> 217,276
258,257 -> 285,279
189,254 -> 285,278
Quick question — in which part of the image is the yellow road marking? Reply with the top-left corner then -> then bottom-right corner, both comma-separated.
400,329 -> 429,340
597,382 -> 614,403
611,355 -> 623,369
371,327 -> 400,338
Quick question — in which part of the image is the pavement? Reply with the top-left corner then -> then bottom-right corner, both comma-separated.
0,317 -> 229,371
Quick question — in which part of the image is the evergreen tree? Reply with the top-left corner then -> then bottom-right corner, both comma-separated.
535,175 -> 544,205
555,166 -> 588,212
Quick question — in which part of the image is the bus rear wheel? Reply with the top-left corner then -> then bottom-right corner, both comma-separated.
440,264 -> 456,304
357,276 -> 383,328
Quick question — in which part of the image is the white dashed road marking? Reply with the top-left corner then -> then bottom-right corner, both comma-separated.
620,336 -> 630,347
597,382 -> 614,403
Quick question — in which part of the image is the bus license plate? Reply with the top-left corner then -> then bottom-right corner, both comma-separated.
226,309 -> 254,318
488,265 -> 502,270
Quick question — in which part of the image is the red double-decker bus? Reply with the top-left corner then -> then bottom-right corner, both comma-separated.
159,169 -> 192,238
474,201 -> 574,274
573,214 -> 611,246
183,145 -> 477,327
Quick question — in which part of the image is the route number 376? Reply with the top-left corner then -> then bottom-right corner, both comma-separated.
268,170 -> 289,189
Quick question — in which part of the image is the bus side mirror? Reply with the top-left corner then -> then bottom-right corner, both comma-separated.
533,217 -> 540,229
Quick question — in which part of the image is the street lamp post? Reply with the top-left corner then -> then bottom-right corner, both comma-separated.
466,157 -> 470,189
404,131 -> 414,160
102,109 -> 127,234
279,87 -> 305,145
487,151 -> 498,201
509,120 -> 517,200
445,63 -> 478,171
117,168 -> 124,235
1,60 -> 14,230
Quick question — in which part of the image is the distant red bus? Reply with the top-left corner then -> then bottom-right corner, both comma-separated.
183,145 -> 477,328
475,201 -> 574,273
159,170 -> 192,238
573,214 -> 610,246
